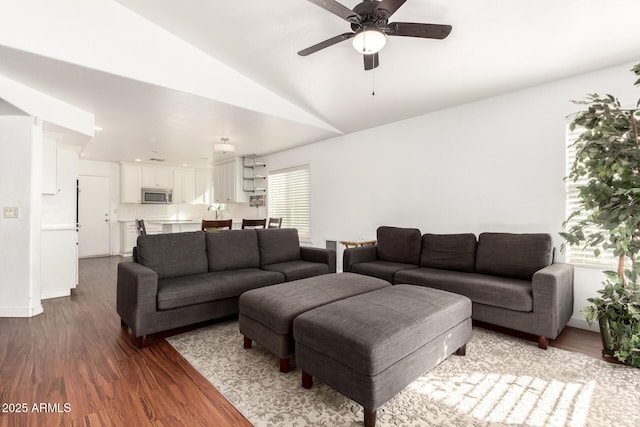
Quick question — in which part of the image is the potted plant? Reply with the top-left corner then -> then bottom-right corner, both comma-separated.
561,63 -> 640,367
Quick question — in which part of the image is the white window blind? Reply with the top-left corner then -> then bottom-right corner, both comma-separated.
268,164 -> 311,240
565,123 -> 617,267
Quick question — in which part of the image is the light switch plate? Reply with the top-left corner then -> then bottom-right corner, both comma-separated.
3,207 -> 19,218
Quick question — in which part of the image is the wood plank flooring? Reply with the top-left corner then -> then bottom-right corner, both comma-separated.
0,256 -> 610,426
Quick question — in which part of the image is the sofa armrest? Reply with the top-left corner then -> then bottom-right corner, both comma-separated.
343,245 -> 378,272
116,261 -> 159,337
301,247 -> 336,273
531,263 -> 574,337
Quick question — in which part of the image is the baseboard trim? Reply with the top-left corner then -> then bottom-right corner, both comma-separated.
0,304 -> 44,317
41,289 -> 71,300
567,317 -> 599,332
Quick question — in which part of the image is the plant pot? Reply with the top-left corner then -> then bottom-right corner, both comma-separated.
599,316 -> 617,357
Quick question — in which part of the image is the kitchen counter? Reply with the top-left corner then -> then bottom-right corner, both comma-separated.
145,219 -> 201,225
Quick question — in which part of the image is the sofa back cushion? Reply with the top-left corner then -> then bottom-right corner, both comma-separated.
206,229 -> 260,272
475,232 -> 553,280
421,233 -> 477,272
257,228 -> 301,266
136,231 -> 208,279
376,226 -> 422,265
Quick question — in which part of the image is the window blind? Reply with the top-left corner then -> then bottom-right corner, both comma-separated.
268,164 -> 311,240
565,123 -> 617,268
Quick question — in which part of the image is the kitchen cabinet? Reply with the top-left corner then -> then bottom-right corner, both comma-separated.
41,226 -> 78,299
120,221 -> 138,256
120,164 -> 142,203
173,169 -> 195,204
42,134 -> 58,195
194,169 -> 213,205
142,166 -> 172,188
213,159 -> 249,203
120,221 -> 166,256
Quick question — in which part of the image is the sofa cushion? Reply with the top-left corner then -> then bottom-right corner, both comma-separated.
257,228 -> 301,266
376,226 -> 422,265
351,260 -> 419,283
395,267 -> 533,312
421,233 -> 476,272
262,260 -> 330,282
156,268 -> 285,310
475,233 -> 553,280
136,232 -> 208,279
206,229 -> 260,272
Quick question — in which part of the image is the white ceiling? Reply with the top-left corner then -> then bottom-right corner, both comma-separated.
2,0 -> 640,167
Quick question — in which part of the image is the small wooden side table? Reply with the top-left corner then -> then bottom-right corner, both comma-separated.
340,240 -> 377,249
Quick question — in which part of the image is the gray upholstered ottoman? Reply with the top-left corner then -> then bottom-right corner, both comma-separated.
293,285 -> 472,427
239,272 -> 390,372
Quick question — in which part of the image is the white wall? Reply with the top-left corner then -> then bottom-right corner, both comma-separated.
0,115 -> 43,317
263,60 -> 640,330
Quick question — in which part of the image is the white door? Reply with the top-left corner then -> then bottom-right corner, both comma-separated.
78,175 -> 111,257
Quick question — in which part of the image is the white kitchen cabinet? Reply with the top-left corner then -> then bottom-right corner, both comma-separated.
213,159 -> 248,203
180,223 -> 201,232
142,166 -> 173,188
121,164 -> 142,203
120,221 -> 139,256
41,227 -> 78,299
42,134 -> 58,195
194,169 -> 213,205
173,169 -> 195,204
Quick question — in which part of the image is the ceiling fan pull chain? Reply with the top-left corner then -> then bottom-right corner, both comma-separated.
372,67 -> 375,96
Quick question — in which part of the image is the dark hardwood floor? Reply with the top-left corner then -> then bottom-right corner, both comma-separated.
0,256 -> 609,426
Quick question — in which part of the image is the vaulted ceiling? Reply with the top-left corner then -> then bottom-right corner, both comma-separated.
1,0 -> 639,167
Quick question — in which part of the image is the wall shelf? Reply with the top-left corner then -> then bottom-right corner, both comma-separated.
243,155 -> 266,193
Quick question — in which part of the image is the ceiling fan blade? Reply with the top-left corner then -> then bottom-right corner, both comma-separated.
306,0 -> 361,23
298,32 -> 355,56
388,22 -> 452,39
376,0 -> 407,19
363,52 -> 379,71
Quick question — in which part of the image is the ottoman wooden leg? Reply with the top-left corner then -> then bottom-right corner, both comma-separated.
302,371 -> 313,389
279,358 -> 290,373
243,336 -> 252,349
455,344 -> 467,356
364,408 -> 377,427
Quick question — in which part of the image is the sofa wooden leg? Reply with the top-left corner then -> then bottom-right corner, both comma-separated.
364,408 -> 377,427
302,371 -> 313,389
455,344 -> 467,356
120,318 -> 127,328
538,336 -> 548,350
138,335 -> 148,349
243,336 -> 252,349
279,358 -> 290,373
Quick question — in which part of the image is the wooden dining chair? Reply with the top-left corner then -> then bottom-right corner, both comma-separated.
201,219 -> 233,231
241,219 -> 266,229
267,217 -> 283,229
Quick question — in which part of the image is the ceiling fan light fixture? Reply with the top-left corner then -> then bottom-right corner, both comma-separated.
214,137 -> 235,154
352,28 -> 387,54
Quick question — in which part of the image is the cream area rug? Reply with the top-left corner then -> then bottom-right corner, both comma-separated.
167,320 -> 640,427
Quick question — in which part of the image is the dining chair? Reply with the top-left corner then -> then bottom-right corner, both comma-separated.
241,219 -> 267,229
201,219 -> 233,231
135,219 -> 147,236
267,217 -> 283,229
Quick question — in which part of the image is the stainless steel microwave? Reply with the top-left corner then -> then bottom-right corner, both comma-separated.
141,187 -> 173,204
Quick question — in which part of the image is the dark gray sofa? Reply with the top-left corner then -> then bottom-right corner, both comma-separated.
117,228 -> 335,347
343,226 -> 574,349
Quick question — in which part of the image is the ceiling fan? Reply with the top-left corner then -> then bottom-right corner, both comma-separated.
298,0 -> 452,70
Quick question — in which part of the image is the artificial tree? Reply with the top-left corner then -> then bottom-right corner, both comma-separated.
561,63 -> 640,367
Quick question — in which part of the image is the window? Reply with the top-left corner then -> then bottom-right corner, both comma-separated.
268,164 -> 311,240
565,122 -> 617,267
